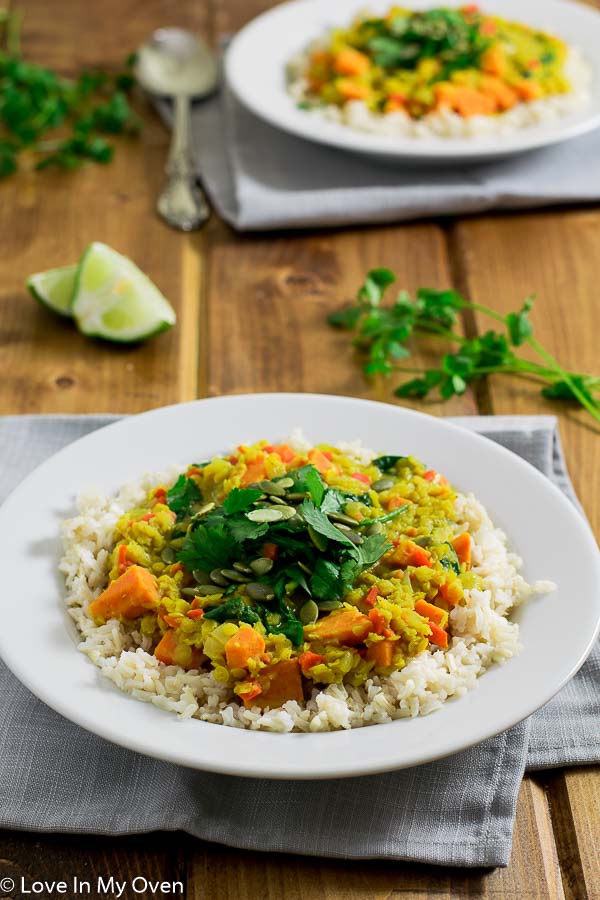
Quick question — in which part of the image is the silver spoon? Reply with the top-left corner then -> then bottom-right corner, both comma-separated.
135,28 -> 218,231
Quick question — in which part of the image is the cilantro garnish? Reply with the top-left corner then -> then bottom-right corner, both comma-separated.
328,269 -> 600,425
166,474 -> 201,518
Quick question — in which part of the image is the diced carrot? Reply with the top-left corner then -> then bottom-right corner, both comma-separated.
306,607 -> 372,646
386,495 -> 411,510
244,659 -> 304,709
308,448 -> 333,474
480,44 -> 506,77
310,49 -> 331,67
298,651 -> 326,673
514,79 -> 542,101
163,614 -> 181,629
452,532 -> 472,568
366,639 -> 395,667
526,58 -> 541,70
170,562 -> 184,575
336,79 -> 371,102
239,681 -> 263,703
186,466 -> 203,476
187,609 -> 204,620
460,3 -> 479,13
364,585 -> 379,608
322,450 -> 334,461
367,608 -> 387,635
261,542 -> 279,560
386,540 -> 433,569
89,565 -> 159,621
439,581 -> 463,607
351,471 -> 371,486
117,544 -> 131,575
334,47 -> 370,77
225,625 -> 266,669
154,630 -> 205,669
153,487 -> 167,505
427,621 -> 449,649
137,512 -> 155,523
415,599 -> 449,629
228,454 -> 238,465
481,20 -> 497,35
272,444 -> 296,463
240,453 -> 266,486
189,596 -> 202,610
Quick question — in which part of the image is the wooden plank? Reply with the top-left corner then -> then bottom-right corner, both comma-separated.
186,781 -> 562,900
0,829 -> 189,899
205,219 -> 477,416
0,0 -> 208,415
452,211 -> 600,898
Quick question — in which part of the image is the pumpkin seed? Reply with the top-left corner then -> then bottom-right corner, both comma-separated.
194,502 -> 215,517
249,557 -> 274,576
192,568 -> 211,584
299,599 -> 319,625
209,569 -> 229,587
169,537 -> 186,549
327,511 -> 360,527
276,477 -> 294,489
221,569 -> 252,583
335,526 -> 363,545
246,582 -> 275,602
276,506 -> 297,521
160,547 -> 176,564
196,584 -> 225,596
247,508 -> 284,523
413,536 -> 432,547
372,477 -> 395,492
233,561 -> 253,575
257,480 -> 286,497
297,561 -> 312,576
285,492 -> 306,502
267,495 -> 286,505
181,587 -> 200,597
366,521 -> 384,535
317,600 -> 342,611
308,524 -> 328,552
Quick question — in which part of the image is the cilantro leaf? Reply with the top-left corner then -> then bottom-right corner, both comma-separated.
290,465 -> 325,506
298,500 -> 355,547
166,474 -> 201,517
222,487 -> 262,515
372,455 -> 406,472
506,297 -> 534,347
177,523 -> 233,572
227,517 -> 270,543
348,532 -> 391,567
310,559 -> 341,601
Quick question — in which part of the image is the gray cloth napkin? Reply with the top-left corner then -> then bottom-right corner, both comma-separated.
159,87 -> 600,230
0,414 -> 597,867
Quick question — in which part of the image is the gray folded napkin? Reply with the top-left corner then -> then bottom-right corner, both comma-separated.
0,414 -> 597,867
158,87 -> 600,230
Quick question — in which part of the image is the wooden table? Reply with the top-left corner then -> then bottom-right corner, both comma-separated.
1,1 -> 598,897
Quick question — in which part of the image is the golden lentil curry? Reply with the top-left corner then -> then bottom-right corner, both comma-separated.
89,441 -> 479,710
300,5 -> 571,120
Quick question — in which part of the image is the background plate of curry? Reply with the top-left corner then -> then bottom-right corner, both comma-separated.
0,395 -> 599,778
225,0 -> 600,163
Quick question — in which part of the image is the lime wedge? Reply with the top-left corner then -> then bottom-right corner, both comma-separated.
72,242 -> 176,343
26,264 -> 79,317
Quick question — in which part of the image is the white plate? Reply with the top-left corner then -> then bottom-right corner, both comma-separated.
225,0 -> 600,163
0,394 -> 599,779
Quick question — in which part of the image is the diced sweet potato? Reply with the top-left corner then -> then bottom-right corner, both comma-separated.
336,79 -> 371,102
225,625 -> 266,669
435,83 -> 496,117
386,540 -> 433,569
334,47 -> 370,77
308,448 -> 333,474
452,532 -> 472,568
245,659 -> 304,709
415,599 -> 449,629
480,45 -> 506,76
89,565 -> 159,621
480,75 -> 518,111
366,639 -> 395,667
241,453 -> 267,486
427,621 -> 449,649
306,607 -> 372,646
154,629 -> 205,670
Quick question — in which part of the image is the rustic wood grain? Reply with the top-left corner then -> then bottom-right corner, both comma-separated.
450,211 -> 600,899
0,0 -> 208,416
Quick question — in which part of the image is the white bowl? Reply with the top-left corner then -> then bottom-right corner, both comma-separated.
0,394 -> 598,778
225,0 -> 600,164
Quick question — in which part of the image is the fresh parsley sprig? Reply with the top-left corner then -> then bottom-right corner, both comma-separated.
328,269 -> 600,426
0,11 -> 139,176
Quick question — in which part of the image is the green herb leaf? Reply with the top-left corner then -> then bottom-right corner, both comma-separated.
177,523 -> 233,573
299,500 -> 355,547
222,487 -> 262,515
506,297 -> 534,346
204,597 -> 260,625
372,455 -> 406,472
227,517 -> 270,543
310,559 -> 341,601
166,474 -> 201,517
